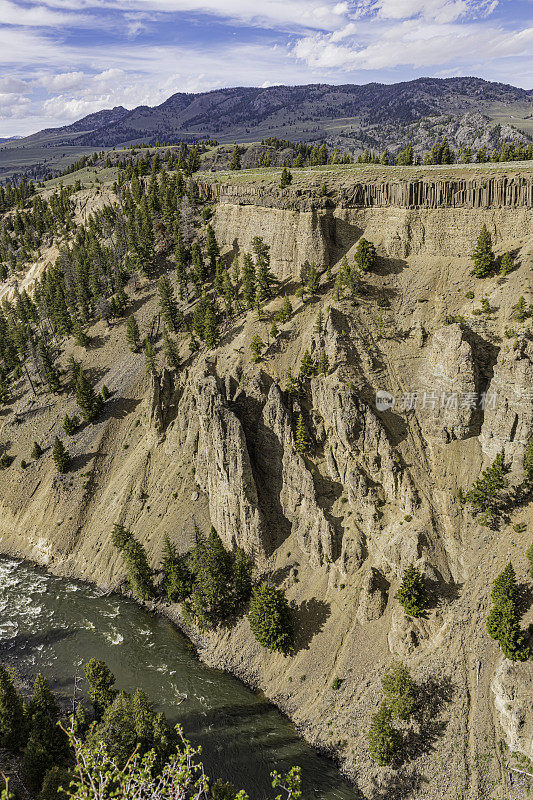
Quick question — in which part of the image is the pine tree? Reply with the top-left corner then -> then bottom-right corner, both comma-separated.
0,665 -> 26,750
299,350 -> 315,379
306,263 -> 319,294
381,662 -> 417,721
144,338 -> 158,376
63,413 -> 77,436
285,368 -> 299,396
241,253 -> 256,310
253,237 -> 279,301
395,564 -> 427,617
487,564 -> 529,661
162,328 -> 180,371
279,295 -> 293,322
295,413 -> 309,454
511,296 -> 530,322
205,225 -> 220,274
23,675 -> 69,791
524,439 -> 533,484
229,145 -> 241,171
472,224 -> 494,278
158,275 -> 182,332
111,524 -> 155,600
354,238 -> 377,273
367,703 -> 401,766
52,436 -> 70,473
190,527 -> 235,628
499,251 -> 514,277
465,449 -> 509,525
84,658 -> 117,720
31,441 -> 42,459
203,304 -> 218,349
279,167 -> 292,188
75,369 -> 102,423
248,581 -> 293,653
38,340 -> 60,394
162,536 -> 192,603
73,321 -> 90,348
175,238 -> 188,299
250,334 -> 264,363
314,310 -> 324,335
333,268 -> 344,301
316,349 -> 329,375
233,548 -> 253,604
126,314 -> 140,352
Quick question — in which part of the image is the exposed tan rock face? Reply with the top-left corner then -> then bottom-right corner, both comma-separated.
194,372 -> 269,558
260,383 -> 336,567
417,324 -> 479,443
311,374 -> 418,515
492,660 -> 533,759
0,171 -> 532,795
480,336 -> 533,472
200,174 -> 533,211
205,177 -> 533,279
147,368 -> 174,433
357,567 -> 389,623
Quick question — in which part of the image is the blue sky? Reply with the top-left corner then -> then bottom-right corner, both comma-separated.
0,0 -> 531,136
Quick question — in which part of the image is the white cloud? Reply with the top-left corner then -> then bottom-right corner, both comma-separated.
38,71 -> 86,90
0,0 -> 90,27
0,76 -> 29,92
293,15 -> 533,71
0,93 -> 32,118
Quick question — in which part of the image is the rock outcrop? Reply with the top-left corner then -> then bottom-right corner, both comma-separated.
417,324 -> 479,443
194,372 -> 269,557
492,659 -> 533,759
480,336 -> 533,472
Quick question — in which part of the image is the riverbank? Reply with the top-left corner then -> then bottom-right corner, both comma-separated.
0,556 -> 359,800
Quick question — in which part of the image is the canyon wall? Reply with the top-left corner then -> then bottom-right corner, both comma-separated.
0,173 -> 531,799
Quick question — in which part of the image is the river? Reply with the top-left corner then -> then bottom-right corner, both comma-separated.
0,558 -> 359,800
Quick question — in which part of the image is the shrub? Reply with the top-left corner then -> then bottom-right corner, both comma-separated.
395,564 -> 427,617
367,703 -> 401,766
381,662 -> 417,720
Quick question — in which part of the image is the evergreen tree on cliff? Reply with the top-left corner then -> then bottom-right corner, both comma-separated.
248,582 -> 293,653
52,436 -> 70,473
75,369 -> 102,423
472,224 -> 494,277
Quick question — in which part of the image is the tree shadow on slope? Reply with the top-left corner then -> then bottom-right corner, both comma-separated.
400,674 -> 454,765
291,597 -> 331,652
370,767 -> 428,800
100,396 -> 141,421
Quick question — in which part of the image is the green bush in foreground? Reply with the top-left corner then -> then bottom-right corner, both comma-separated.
65,724 -> 302,800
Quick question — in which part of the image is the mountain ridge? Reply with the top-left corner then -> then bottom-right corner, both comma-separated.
19,77 -> 533,152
